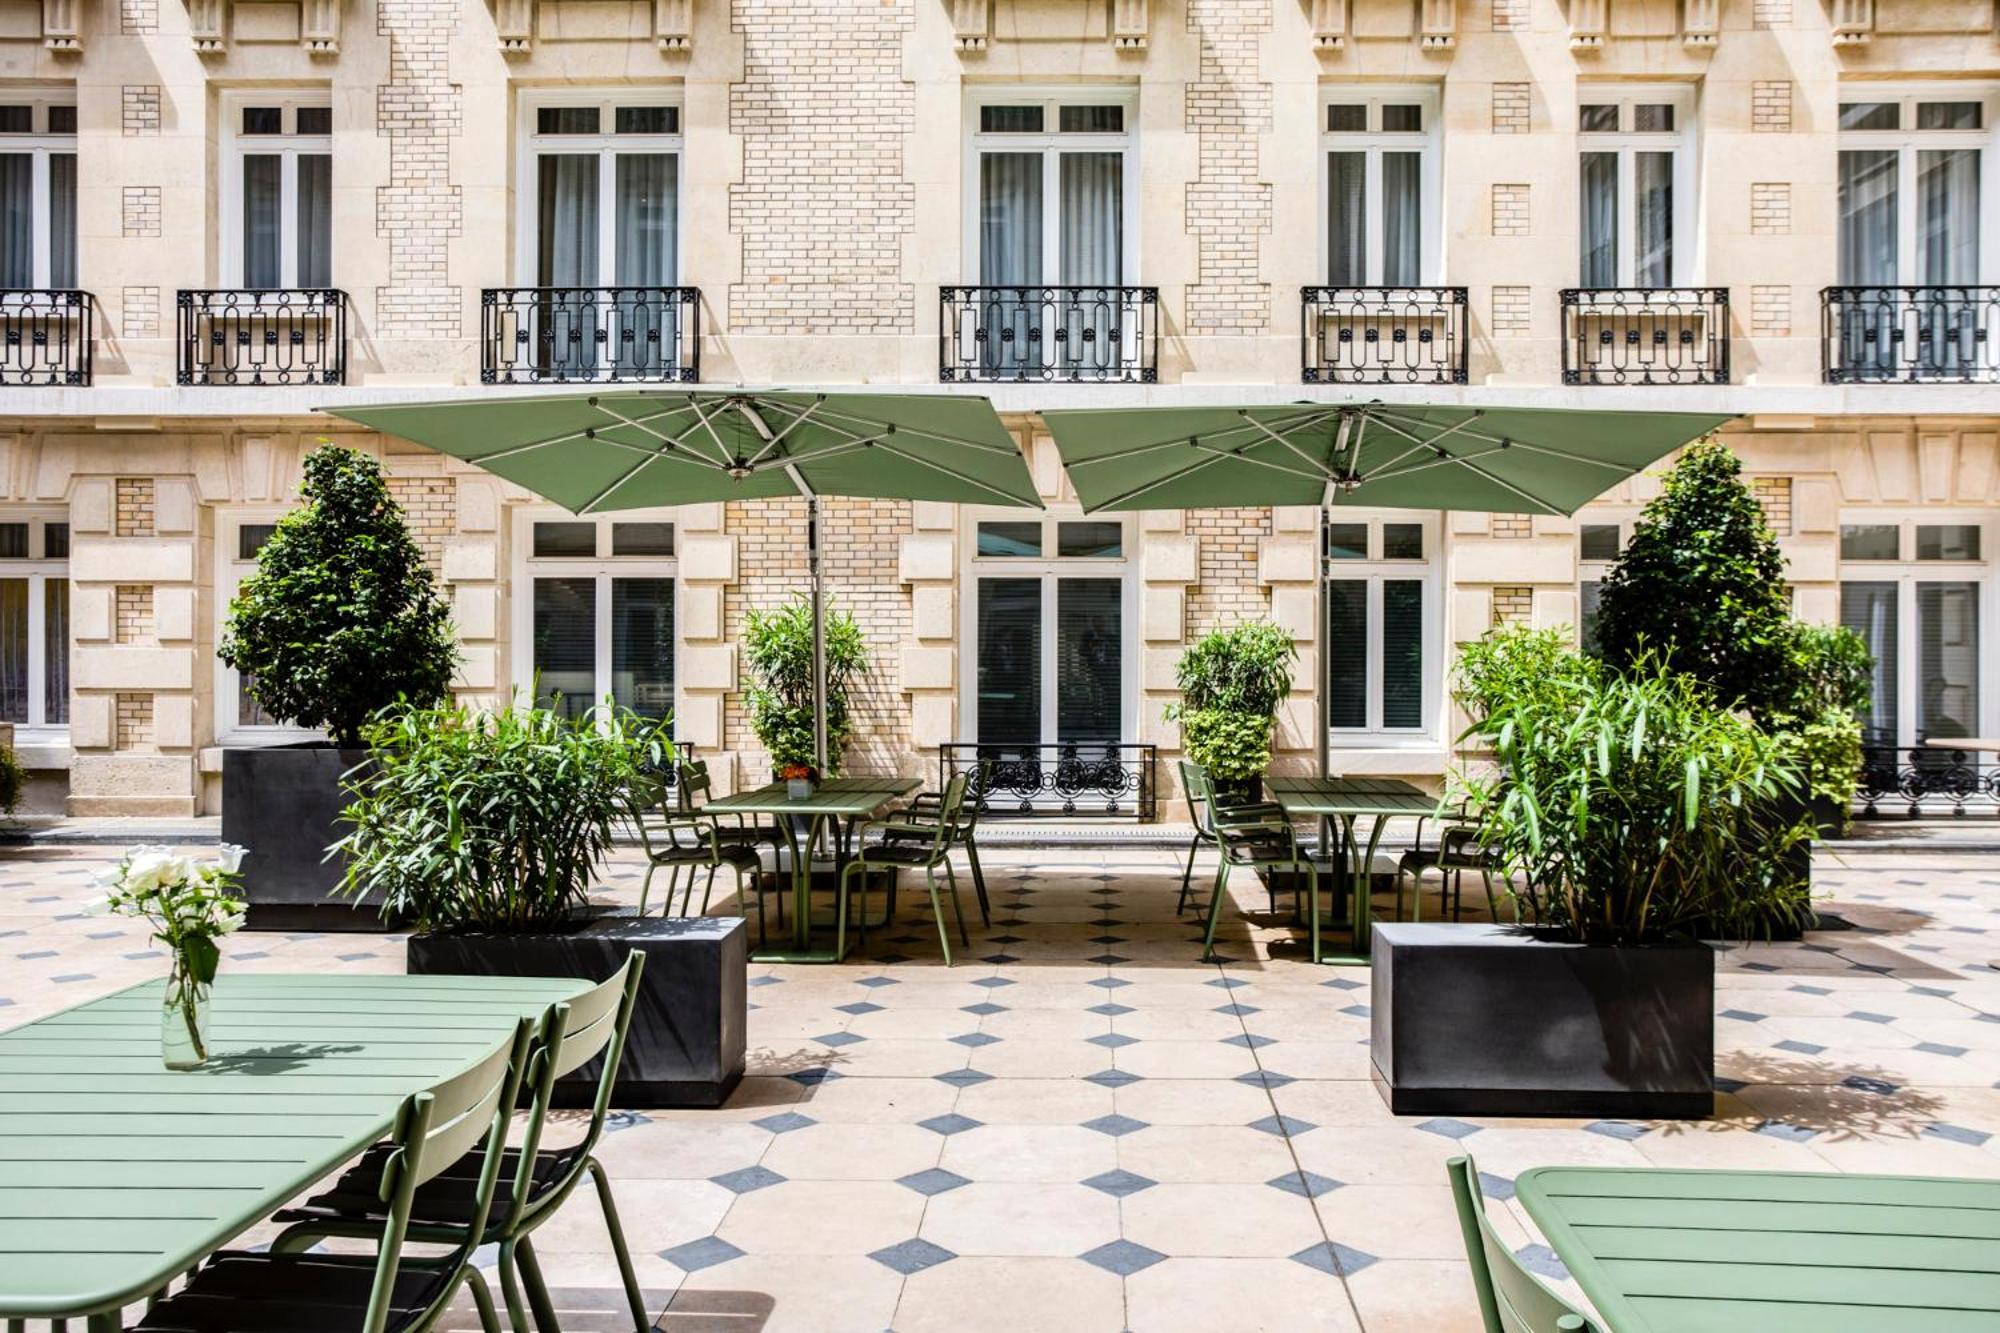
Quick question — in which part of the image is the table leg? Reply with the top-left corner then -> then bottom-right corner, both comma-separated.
1313,814 -> 1372,967
750,812 -> 853,964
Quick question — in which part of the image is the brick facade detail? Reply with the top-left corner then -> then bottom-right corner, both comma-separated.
121,86 -> 161,136
1492,184 -> 1529,237
115,585 -> 155,644
1492,84 -> 1530,134
115,693 -> 155,752
121,287 -> 160,339
387,476 -> 454,572
121,186 -> 161,239
1492,586 -> 1532,624
375,0 -> 464,338
1751,183 -> 1791,235
1491,286 -> 1530,335
1753,82 -> 1794,133
1751,476 -> 1794,535
1184,0 -> 1273,335
115,479 -> 156,537
1751,284 -> 1791,337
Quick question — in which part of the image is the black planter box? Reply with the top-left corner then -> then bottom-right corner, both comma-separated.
1370,922 -> 1714,1120
407,911 -> 746,1109
222,743 -> 382,932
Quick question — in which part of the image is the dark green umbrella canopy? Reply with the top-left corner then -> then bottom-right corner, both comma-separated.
326,390 -> 1044,513
1042,402 -> 1737,515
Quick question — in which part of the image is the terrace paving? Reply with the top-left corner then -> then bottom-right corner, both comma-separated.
4,842 -> 2000,1331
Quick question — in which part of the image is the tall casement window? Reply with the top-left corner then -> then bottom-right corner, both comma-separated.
1838,90 -> 1992,291
1323,515 -> 1439,742
217,516 -> 299,738
513,513 -> 677,724
0,94 -> 76,289
1320,89 -> 1440,286
963,512 -> 1134,750
517,92 -> 683,376
1838,515 -> 1992,750
1576,89 -> 1694,287
222,95 -> 332,288
1575,519 -> 1629,655
0,512 -> 68,733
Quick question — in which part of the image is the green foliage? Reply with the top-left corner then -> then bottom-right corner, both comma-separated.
1785,622 -> 1875,717
1781,709 -> 1864,812
1454,634 -> 1814,946
219,446 -> 458,746
334,698 -> 670,933
0,739 -> 26,816
1168,620 -> 1297,782
1454,625 -> 1598,723
1592,440 -> 1801,721
741,594 -> 868,775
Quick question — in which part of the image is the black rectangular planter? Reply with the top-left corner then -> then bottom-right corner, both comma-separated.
1370,922 -> 1715,1120
222,743 -> 384,932
407,911 -> 747,1110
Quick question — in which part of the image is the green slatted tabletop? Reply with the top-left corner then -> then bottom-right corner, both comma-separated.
1267,776 -> 1437,965
1516,1166 -> 2000,1331
0,972 -> 584,1328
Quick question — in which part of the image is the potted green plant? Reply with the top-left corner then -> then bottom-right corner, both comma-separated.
1371,628 -> 1813,1119
742,593 -> 866,779
337,697 -> 745,1108
1166,620 -> 1297,805
1772,622 -> 1873,836
216,445 -> 457,928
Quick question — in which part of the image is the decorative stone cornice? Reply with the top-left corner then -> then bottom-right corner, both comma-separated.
1112,0 -> 1149,48
1831,0 -> 1872,43
181,0 -> 344,55
1569,0 -> 1607,52
1681,0 -> 1718,44
41,0 -> 80,52
496,0 -> 692,56
950,0 -> 1143,52
951,0 -> 988,50
1312,0 -> 1455,50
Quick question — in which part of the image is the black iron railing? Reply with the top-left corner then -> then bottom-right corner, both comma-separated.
940,286 -> 1159,384
1561,288 -> 1729,385
1856,744 -> 2000,818
942,741 -> 1158,819
1822,286 -> 2000,384
0,289 -> 93,386
177,289 -> 348,386
1302,286 -> 1467,385
482,286 -> 701,385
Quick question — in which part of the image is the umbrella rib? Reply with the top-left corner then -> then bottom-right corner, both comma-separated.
1063,406 -> 1347,468
1090,451 -> 1231,511
1368,406 -> 1509,450
1191,441 -> 1328,483
870,440 -> 1043,507
577,449 -> 669,514
1496,439 -> 1647,474
1364,443 -> 1512,483
677,395 -> 740,469
463,401 -> 697,464
591,396 -> 734,468
1238,414 -> 1343,481
739,395 -> 824,467
803,405 -> 1025,457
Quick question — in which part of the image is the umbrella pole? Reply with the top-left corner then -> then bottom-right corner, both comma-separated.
1316,504 -> 1329,784
809,495 -> 828,777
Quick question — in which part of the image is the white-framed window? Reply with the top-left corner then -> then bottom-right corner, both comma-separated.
0,91 -> 76,289
963,87 -> 1139,289
1577,86 -> 1696,287
1324,512 -> 1441,743
1319,86 -> 1441,287
1575,516 -> 1632,654
1837,85 -> 1995,287
516,90 -> 683,291
215,512 -> 317,742
1837,512 -> 1994,750
0,510 -> 68,736
959,509 -> 1137,749
510,510 -> 678,724
220,92 -> 332,289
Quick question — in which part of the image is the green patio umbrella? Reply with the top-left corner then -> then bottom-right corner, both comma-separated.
1040,400 -> 1736,775
327,389 -> 1044,770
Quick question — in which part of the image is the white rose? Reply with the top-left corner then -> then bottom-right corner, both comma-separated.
121,849 -> 178,894
215,844 -> 248,875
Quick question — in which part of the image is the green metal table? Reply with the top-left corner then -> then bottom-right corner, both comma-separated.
704,775 -> 921,963
1516,1166 -> 2000,1331
0,972 -> 585,1331
1266,776 -> 1436,964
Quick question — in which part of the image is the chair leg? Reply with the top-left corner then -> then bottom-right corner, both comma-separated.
699,864 -> 719,915
924,867 -> 953,967
636,862 -> 656,918
1303,858 -> 1321,963
1177,832 -> 1201,915
1201,858 -> 1232,962
463,1269 -> 506,1333
965,836 -> 991,927
587,1155 -> 653,1333
498,1240 -> 532,1333
943,858 -> 970,947
515,1235 -> 562,1333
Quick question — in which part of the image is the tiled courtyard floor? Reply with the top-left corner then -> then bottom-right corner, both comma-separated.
6,841 -> 2000,1331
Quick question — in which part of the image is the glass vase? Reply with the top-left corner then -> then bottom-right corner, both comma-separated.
162,957 -> 211,1070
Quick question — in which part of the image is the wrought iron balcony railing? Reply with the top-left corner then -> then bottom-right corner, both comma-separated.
482,286 -> 701,385
1302,286 -> 1468,385
1561,288 -> 1729,385
941,741 -> 1158,819
940,286 -> 1159,384
1822,286 -> 2000,384
0,289 -> 94,386
1856,743 -> 2000,818
177,289 -> 348,386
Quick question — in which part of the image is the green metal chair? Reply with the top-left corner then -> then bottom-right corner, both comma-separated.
628,772 -> 767,931
1446,1154 -> 1599,1333
843,770 -> 973,965
1186,764 -> 1318,962
1396,804 -> 1504,924
884,760 -> 993,926
1176,758 -> 1291,916
134,1016 -> 536,1333
274,956 -> 652,1333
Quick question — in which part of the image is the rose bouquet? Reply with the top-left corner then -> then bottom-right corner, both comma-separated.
104,845 -> 248,1068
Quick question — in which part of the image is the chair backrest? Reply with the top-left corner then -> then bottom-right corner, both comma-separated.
927,771 -> 970,853
958,759 -> 995,831
676,759 -> 714,813
362,1016 -> 535,1333
1180,760 -> 1217,836
625,772 -> 677,856
1446,1155 -> 1595,1333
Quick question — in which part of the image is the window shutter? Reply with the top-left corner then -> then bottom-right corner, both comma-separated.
1056,578 -> 1121,744
1381,579 -> 1425,729
532,577 -> 597,719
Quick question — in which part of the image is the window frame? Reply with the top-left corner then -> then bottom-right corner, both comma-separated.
1322,511 -> 1442,746
214,510 -> 319,746
1574,513 -> 1635,655
0,89 -> 77,290
217,90 -> 333,290
1574,84 -> 1698,288
1316,85 -> 1442,287
1834,82 -> 1999,286
512,88 -> 686,290
0,508 -> 70,741
508,507 -> 681,725
957,506 -> 1139,747
960,85 -> 1142,287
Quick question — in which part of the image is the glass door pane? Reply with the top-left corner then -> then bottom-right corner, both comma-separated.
978,152 -> 1043,378
537,154 -> 601,377
614,153 -> 677,376
0,578 -> 24,722
42,577 -> 65,724
1918,149 -> 1981,373
611,577 -> 674,721
47,153 -> 74,288
532,576 -> 597,719
0,155 -> 29,288
1917,581 -> 1979,742
1056,578 -> 1120,744
242,155 -> 282,287
1382,152 -> 1421,287
1579,152 -> 1618,286
1634,151 -> 1673,287
976,578 -> 1040,745
1059,152 -> 1123,378
1381,580 -> 1425,729
1325,580 -> 1368,728
1326,152 -> 1366,286
297,154 -> 331,288
1838,149 -> 1899,285
1839,581 -> 1899,745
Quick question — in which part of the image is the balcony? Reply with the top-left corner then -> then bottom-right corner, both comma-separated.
1301,286 -> 1467,385
177,289 -> 348,387
1857,743 -> 2000,818
482,287 -> 701,385
1822,286 -> 2000,385
0,290 -> 94,386
940,286 -> 1159,384
940,741 -> 1158,819
1561,288 -> 1729,386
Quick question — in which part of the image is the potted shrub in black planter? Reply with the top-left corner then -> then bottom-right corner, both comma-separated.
1371,629 -> 1814,1120
1167,619 -> 1297,808
336,697 -> 746,1109
218,446 -> 457,930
